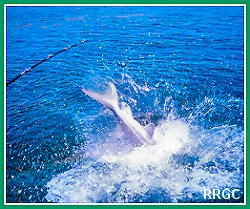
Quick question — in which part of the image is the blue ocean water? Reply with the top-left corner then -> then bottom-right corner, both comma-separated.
6,6 -> 244,203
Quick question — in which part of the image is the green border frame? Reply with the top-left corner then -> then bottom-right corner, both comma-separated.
1,0 -> 248,208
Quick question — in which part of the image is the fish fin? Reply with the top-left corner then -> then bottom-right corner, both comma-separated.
144,123 -> 155,139
81,82 -> 119,110
120,102 -> 133,117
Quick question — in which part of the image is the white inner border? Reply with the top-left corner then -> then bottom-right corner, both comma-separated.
4,4 -> 247,206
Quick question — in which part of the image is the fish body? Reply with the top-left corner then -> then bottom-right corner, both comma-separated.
81,82 -> 155,146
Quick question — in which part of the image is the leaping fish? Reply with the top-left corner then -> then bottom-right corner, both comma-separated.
81,82 -> 156,146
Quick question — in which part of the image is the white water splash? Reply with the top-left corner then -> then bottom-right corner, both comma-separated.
100,120 -> 189,167
45,117 -> 243,203
46,119 -> 190,202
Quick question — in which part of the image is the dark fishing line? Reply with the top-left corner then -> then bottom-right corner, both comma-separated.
6,40 -> 85,88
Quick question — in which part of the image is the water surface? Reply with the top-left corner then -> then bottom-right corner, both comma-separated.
6,6 -> 244,203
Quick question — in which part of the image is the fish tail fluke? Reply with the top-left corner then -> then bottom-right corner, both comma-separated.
81,82 -> 119,110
